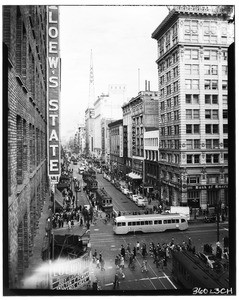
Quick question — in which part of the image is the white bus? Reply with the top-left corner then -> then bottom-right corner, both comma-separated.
113,213 -> 188,235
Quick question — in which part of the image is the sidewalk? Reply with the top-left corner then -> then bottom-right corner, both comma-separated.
22,192 -> 52,287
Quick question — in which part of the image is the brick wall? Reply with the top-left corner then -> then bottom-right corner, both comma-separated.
4,5 -> 49,288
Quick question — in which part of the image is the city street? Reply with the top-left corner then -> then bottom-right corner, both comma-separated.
61,163 -> 229,291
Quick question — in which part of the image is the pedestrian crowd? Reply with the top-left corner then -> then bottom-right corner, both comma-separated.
112,237 -> 196,289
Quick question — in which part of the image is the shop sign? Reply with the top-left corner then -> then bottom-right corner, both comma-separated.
47,6 -> 60,184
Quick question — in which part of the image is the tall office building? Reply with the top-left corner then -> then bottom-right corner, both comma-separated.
3,6 -> 49,287
152,6 -> 234,212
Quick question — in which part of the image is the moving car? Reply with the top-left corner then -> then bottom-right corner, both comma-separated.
136,196 -> 148,207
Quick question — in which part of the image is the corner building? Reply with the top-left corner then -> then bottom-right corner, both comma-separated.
3,6 -> 49,287
152,6 -> 234,213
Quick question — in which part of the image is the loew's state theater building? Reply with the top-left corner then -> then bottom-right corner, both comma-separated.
151,6 -> 234,213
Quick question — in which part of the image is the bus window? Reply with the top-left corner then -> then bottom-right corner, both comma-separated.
168,220 -> 172,224
122,222 -> 126,226
172,219 -> 176,223
128,222 -> 132,226
132,222 -> 136,226
117,222 -> 122,226
140,221 -> 145,225
176,219 -> 179,223
181,219 -> 186,223
154,220 -> 162,224
136,221 -> 140,225
149,221 -> 153,225
163,220 -> 168,224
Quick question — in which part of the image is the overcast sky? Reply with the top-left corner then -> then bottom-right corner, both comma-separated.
59,5 -> 169,140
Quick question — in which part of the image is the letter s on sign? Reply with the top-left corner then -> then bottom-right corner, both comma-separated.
49,76 -> 59,87
49,99 -> 59,110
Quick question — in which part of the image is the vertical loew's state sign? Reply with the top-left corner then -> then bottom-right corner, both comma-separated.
47,6 -> 61,184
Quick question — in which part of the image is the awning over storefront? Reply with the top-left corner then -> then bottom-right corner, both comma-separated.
126,172 -> 142,180
54,188 -> 64,208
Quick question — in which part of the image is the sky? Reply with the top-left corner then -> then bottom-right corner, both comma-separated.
59,4 -> 169,141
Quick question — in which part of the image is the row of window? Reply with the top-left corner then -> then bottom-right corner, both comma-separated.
160,152 -> 228,165
160,80 -> 227,96
160,109 -> 227,123
186,109 -> 228,120
185,64 -> 227,76
161,94 -> 227,110
144,138 -> 158,147
116,218 -> 182,227
159,139 -> 228,150
184,49 -> 227,61
158,20 -> 229,57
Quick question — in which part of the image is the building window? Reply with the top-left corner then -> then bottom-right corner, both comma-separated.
223,110 -> 228,119
194,155 -> 200,163
204,80 -> 218,90
166,85 -> 171,95
173,66 -> 178,77
173,81 -> 178,92
205,124 -> 219,134
166,71 -> 171,82
194,139 -> 200,149
222,80 -> 228,90
185,79 -> 199,90
205,94 -> 218,104
187,155 -> 193,163
204,65 -> 218,75
186,124 -> 200,134
174,110 -> 179,120
185,64 -> 199,75
222,95 -> 228,105
174,125 -> 179,135
223,139 -> 228,148
222,65 -> 228,76
160,75 -> 164,85
187,176 -> 200,184
204,49 -> 218,61
206,139 -> 219,149
173,96 -> 179,106
223,124 -> 228,133
206,154 -> 219,164
185,49 -> 199,60
205,109 -> 218,119
186,94 -> 199,104
167,98 -> 171,108
186,139 -> 193,149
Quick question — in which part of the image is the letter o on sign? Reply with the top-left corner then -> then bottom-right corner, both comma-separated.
49,26 -> 58,38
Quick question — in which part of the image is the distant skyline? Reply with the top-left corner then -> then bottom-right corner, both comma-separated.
60,5 -> 169,141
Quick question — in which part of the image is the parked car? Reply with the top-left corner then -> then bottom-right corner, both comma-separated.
122,188 -> 130,195
131,194 -> 138,203
197,252 -> 217,269
127,191 -> 133,199
136,196 -> 148,207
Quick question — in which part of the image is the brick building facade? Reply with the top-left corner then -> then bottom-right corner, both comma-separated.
3,6 -> 49,287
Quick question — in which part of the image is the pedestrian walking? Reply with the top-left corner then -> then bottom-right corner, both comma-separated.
133,246 -> 136,259
141,259 -> 148,273
136,241 -> 140,253
68,220 -> 71,230
113,273 -> 119,290
120,245 -> 126,259
96,257 -> 100,269
119,255 -> 125,269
